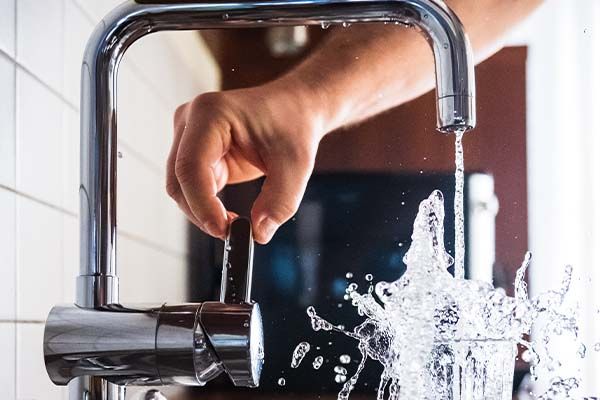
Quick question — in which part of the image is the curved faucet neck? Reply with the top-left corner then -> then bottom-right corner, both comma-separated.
77,0 -> 476,308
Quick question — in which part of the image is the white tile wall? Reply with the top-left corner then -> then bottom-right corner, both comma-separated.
0,0 -> 220,398
0,52 -> 15,188
73,0 -> 121,22
62,108 -> 79,214
16,0 -> 64,92
0,323 -> 16,399
0,0 -> 15,57
118,235 -> 188,304
63,0 -> 94,106
16,69 -> 64,207
61,215 -> 78,302
16,323 -> 65,399
0,190 -> 16,320
16,196 -> 64,321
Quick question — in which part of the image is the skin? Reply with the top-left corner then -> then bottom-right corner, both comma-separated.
167,0 -> 543,244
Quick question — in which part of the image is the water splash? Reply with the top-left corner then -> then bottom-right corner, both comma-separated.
297,191 -> 584,400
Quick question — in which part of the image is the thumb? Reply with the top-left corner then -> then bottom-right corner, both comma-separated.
251,152 -> 314,244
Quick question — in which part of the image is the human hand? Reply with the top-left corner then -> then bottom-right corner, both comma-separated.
166,79 -> 329,244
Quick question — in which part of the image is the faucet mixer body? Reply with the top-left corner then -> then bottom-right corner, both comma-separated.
45,218 -> 263,388
43,1 -> 476,399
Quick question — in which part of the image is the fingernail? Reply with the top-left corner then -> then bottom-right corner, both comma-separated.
258,217 -> 278,243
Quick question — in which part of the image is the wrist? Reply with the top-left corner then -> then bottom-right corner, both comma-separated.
265,72 -> 343,141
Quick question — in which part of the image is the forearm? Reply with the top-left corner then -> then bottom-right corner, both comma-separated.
272,0 -> 543,134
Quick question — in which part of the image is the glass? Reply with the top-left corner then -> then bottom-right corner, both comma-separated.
427,340 -> 517,400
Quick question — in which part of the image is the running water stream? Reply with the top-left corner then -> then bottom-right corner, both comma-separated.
453,129 -> 466,280
287,131 -> 589,399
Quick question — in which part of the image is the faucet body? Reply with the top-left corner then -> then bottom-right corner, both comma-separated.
43,1 -> 476,399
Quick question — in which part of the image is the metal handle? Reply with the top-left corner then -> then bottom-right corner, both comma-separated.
221,217 -> 254,304
199,217 -> 264,388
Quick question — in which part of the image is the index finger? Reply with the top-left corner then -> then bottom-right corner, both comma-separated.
174,119 -> 230,239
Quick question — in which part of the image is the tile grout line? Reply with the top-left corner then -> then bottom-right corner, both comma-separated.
117,140 -> 165,176
12,0 -> 18,355
118,230 -> 190,260
61,0 -> 69,331
0,184 -> 77,218
12,1 -> 18,393
0,320 -> 45,324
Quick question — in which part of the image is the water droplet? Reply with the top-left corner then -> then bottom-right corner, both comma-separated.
346,272 -> 354,279
443,42 -> 449,49
577,344 -> 586,358
365,274 -> 373,282
339,354 -> 351,364
291,342 -> 311,368
335,374 -> 347,383
117,151 -> 123,159
594,342 -> 600,352
313,356 -> 324,369
342,22 -> 351,28
320,22 -> 330,29
222,13 -> 229,20
347,283 -> 358,292
334,366 -> 347,375
278,377 -> 286,386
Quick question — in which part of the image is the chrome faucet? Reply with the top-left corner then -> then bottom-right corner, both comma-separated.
43,0 -> 476,399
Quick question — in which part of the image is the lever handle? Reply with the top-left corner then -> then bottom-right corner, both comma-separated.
220,217 -> 254,304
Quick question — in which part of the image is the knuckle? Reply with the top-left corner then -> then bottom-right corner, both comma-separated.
269,200 -> 298,225
173,103 -> 187,124
190,91 -> 226,111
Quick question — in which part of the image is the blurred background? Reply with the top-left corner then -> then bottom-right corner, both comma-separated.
0,0 -> 598,399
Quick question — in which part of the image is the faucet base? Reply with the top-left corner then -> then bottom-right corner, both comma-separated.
44,304 -> 224,387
